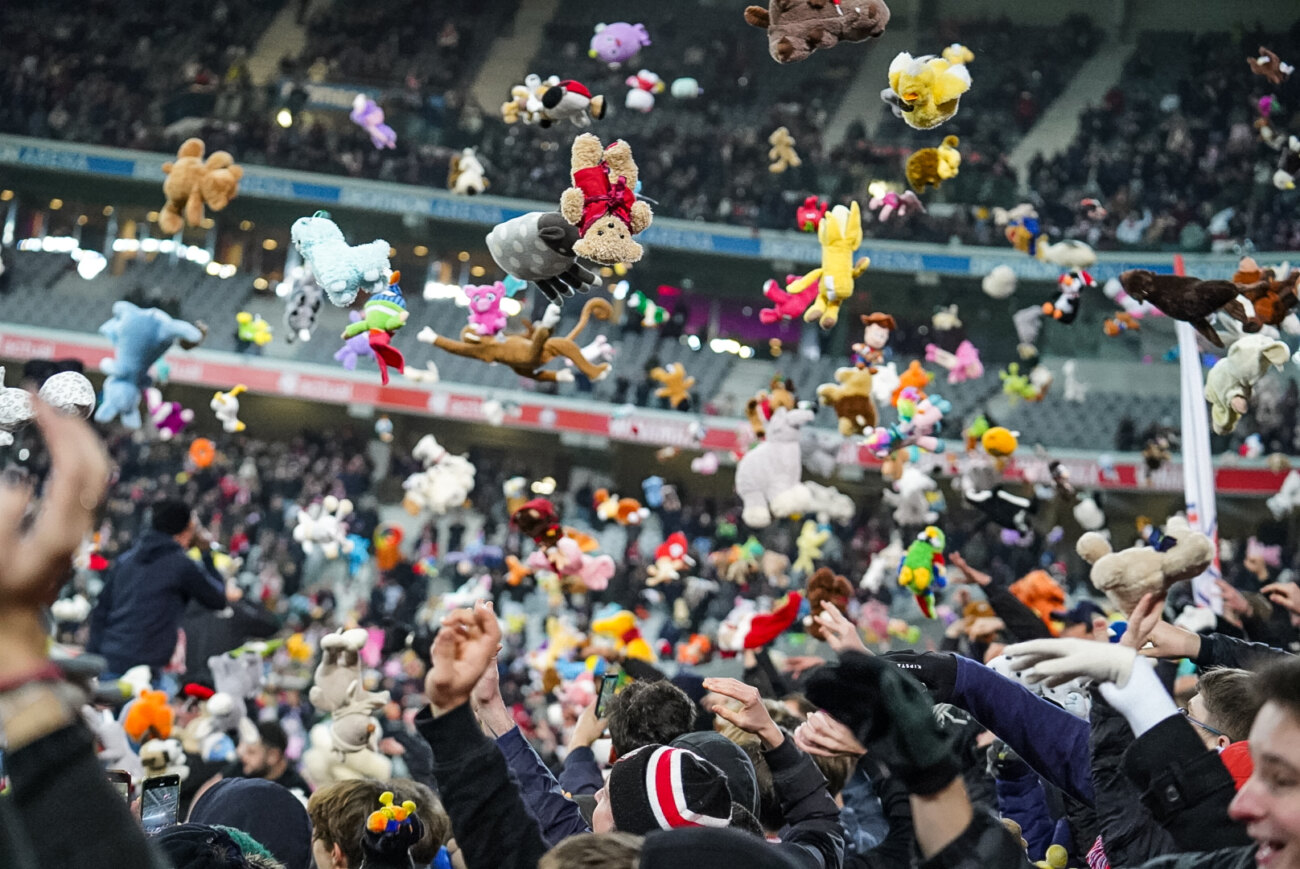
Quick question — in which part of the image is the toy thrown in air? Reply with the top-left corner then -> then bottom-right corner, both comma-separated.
796,195 -> 828,231
402,434 -> 477,517
158,138 -> 243,235
95,302 -> 204,428
1204,334 -> 1290,434
1248,46 -> 1293,84
804,567 -> 853,639
759,273 -> 819,324
734,406 -> 816,528
146,387 -> 192,440
817,365 -> 878,436
925,340 -> 983,383
448,148 -> 489,195
542,79 -> 608,126
210,385 -> 247,433
745,0 -> 890,64
625,70 -> 665,112
650,362 -> 695,408
486,211 -> 600,305
291,211 -> 391,307
302,628 -> 392,784
593,488 -> 649,525
768,126 -> 801,173
718,593 -> 804,652
235,311 -> 273,346
868,189 -> 926,221
905,136 -> 961,192
882,48 -> 972,130
1043,269 -> 1094,324
0,368 -> 97,445
793,520 -> 830,575
1119,269 -> 1255,349
335,313 -> 378,372
282,267 -> 323,343
788,201 -> 868,329
559,133 -> 654,266
513,498 -> 615,592
1231,257 -> 1300,331
341,271 -> 408,385
350,95 -> 396,149
418,298 -> 612,383
464,282 -> 509,337
294,497 -> 355,559
589,21 -> 651,67
1077,515 -> 1213,616
863,386 -> 949,460
853,312 -> 896,366
747,376 -> 798,440
898,525 -> 946,618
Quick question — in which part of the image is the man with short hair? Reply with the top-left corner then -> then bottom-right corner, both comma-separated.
88,499 -> 236,678
236,722 -> 313,796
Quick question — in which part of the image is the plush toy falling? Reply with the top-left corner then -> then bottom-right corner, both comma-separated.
793,520 -> 830,575
650,362 -> 696,408
341,271 -> 408,385
1248,46 -> 1293,84
805,568 -> 854,640
1204,334 -> 1291,434
210,385 -> 247,433
593,488 -> 649,525
882,50 -> 972,130
905,136 -> 961,192
235,311 -> 273,346
789,201 -> 868,329
464,282 -> 510,337
291,211 -> 391,307
628,291 -> 669,327
589,21 -> 651,67
1043,269 -> 1094,324
1118,269 -> 1254,348
402,435 -> 477,517
486,212 -> 600,305
158,138 -> 243,235
747,376 -> 798,439
350,95 -> 396,149
759,274 -> 820,325
817,365 -> 878,436
796,195 -> 828,232
335,313 -> 378,372
541,79 -> 608,126
734,406 -> 816,528
146,387 -> 193,440
282,267 -> 323,343
559,133 -> 654,266
868,189 -> 926,221
768,126 -> 801,173
448,148 -> 490,195
625,70 -> 665,112
744,0 -> 890,64
898,525 -> 946,618
925,340 -> 983,383
95,302 -> 205,429
852,312 -> 896,366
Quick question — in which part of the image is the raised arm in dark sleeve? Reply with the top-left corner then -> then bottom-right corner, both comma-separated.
1087,691 -> 1175,866
183,551 -> 229,611
982,584 -> 1053,642
765,733 -> 845,869
1194,632 -> 1293,671
496,727 -> 592,845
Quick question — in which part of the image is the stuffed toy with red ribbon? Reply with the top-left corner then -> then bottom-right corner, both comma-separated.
559,133 -> 653,266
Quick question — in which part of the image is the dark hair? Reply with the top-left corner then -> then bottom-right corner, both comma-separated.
256,721 -> 288,755
153,499 -> 194,535
1198,669 -> 1262,743
607,680 -> 694,757
539,833 -> 642,869
1252,656 -> 1300,722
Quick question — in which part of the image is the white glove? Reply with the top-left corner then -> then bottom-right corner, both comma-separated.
1002,638 -> 1137,688
1098,656 -> 1178,738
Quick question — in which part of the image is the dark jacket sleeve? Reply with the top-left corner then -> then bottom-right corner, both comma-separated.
1123,714 -> 1252,854
845,755 -> 914,869
1134,846 -> 1257,869
417,703 -> 549,869
951,657 -> 1094,805
916,806 -> 1035,869
1194,632 -> 1293,671
994,766 -> 1055,862
557,745 -> 603,796
746,648 -> 791,699
838,762 -> 889,856
982,584 -> 1053,642
1087,691 -> 1175,865
766,734 -> 845,869
496,727 -> 592,845
182,551 -> 230,611
86,572 -> 113,656
10,723 -> 170,869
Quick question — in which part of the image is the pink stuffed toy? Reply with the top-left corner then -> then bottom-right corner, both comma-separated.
868,190 -> 926,222
759,274 -> 820,324
464,282 -> 509,336
528,537 -> 615,591
924,339 -> 984,383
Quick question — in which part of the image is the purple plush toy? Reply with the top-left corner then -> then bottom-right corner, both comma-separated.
589,22 -> 651,67
350,95 -> 397,150
335,312 -> 377,370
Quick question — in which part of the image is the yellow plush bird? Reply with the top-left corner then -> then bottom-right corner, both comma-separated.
793,520 -> 830,575
650,362 -> 696,408
883,50 -> 973,130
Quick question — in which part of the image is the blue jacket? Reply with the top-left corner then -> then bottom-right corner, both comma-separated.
88,531 -> 228,673
494,728 -> 591,846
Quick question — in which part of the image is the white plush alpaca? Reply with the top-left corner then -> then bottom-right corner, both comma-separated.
733,406 -> 814,528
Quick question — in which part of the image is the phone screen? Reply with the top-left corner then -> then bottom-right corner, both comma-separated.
595,673 -> 620,719
141,776 -> 180,832
107,769 -> 131,802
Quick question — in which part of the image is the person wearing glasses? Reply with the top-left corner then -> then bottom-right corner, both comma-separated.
1181,668 -> 1263,789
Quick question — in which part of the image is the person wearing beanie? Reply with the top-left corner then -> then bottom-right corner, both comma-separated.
670,731 -> 760,819
153,824 -> 258,869
87,498 -> 235,678
189,778 -> 314,869
602,744 -> 733,834
358,791 -> 427,869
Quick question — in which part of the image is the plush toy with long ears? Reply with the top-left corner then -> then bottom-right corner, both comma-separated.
650,362 -> 695,408
336,313 -> 378,371
898,525 -> 946,618
350,95 -> 396,149
925,340 -> 983,383
486,211 -> 599,305
787,201 -> 868,329
95,302 -> 204,428
211,385 -> 247,433
291,211 -> 391,307
882,51 -> 972,130
759,274 -> 820,325
559,134 -> 654,267
796,195 -> 828,232
744,0 -> 889,64
159,138 -> 243,235
1205,334 -> 1291,434
793,520 -> 829,575
464,282 -> 509,337
342,272 -> 408,385
236,311 -> 273,347
146,388 -> 193,440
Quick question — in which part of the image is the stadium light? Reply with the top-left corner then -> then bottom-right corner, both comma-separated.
276,108 -> 293,128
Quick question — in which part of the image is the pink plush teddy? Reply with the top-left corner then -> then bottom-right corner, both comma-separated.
465,282 -> 509,336
868,190 -> 926,222
924,339 -> 984,383
759,274 -> 820,324
528,536 -> 615,591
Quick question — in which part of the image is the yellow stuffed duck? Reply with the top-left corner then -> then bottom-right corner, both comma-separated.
882,49 -> 973,130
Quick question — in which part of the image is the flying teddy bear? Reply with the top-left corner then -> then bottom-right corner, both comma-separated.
559,133 -> 653,266
1118,269 -> 1255,348
486,211 -> 600,305
817,365 -> 878,436
1076,515 -> 1214,615
804,567 -> 853,640
788,201 -> 869,329
650,362 -> 695,408
94,302 -> 205,429
1204,333 -> 1291,434
905,135 -> 961,192
448,148 -> 489,195
882,51 -> 972,130
768,126 -> 801,173
159,138 -> 243,235
744,0 -> 890,64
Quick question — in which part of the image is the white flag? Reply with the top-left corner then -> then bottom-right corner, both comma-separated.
1177,320 -> 1222,613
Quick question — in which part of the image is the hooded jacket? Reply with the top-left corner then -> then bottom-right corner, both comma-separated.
88,530 -> 228,673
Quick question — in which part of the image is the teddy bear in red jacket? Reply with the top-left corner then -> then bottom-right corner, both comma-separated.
559,133 -> 653,266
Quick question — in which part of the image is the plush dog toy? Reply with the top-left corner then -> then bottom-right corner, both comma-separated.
788,201 -> 868,329
817,365 -> 878,436
159,138 -> 243,235
1118,269 -> 1254,348
559,133 -> 654,266
883,51 -> 972,130
747,376 -> 797,439
95,302 -> 204,428
486,211 -> 600,304
291,211 -> 391,307
734,406 -> 815,528
1248,46 -> 1293,84
350,95 -> 396,149
211,385 -> 247,433
1076,515 -> 1214,615
768,126 -> 801,173
448,148 -> 490,195
283,267 -> 323,343
650,362 -> 695,408
1204,334 -> 1290,434
905,136 -> 961,192
744,0 -> 890,64
1232,257 -> 1300,330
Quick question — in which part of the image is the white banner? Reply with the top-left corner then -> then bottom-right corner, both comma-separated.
1177,320 -> 1223,613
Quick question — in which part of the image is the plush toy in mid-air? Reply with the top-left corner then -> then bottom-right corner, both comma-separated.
291,211 -> 390,307
1043,269 -> 1094,324
852,312 -> 896,366
447,148 -> 489,195
718,592 -> 804,651
486,211 -> 600,304
868,189 -> 926,222
898,525 -> 946,618
746,376 -> 797,440
335,313 -> 377,372
768,126 -> 801,173
464,282 -> 510,337
158,138 -> 243,235
734,406 -> 815,528
1204,334 -> 1291,434
891,359 -> 932,405
235,312 -> 273,347
981,426 -> 1019,459
817,365 -> 878,436
541,79 -> 608,126
282,267 -> 323,343
1232,257 -> 1299,331
791,520 -> 829,576
796,195 -> 828,232
925,340 -> 983,383
787,201 -> 868,329
402,435 -> 477,517
146,387 -> 193,440
210,385 -> 247,433
650,362 -> 696,408
1038,239 -> 1097,269
560,134 -> 653,266
744,0 -> 890,64
350,95 -> 396,149
589,21 -> 651,67
593,489 -> 649,525
341,272 -> 408,385
1248,46 -> 1293,84
624,70 -> 665,112
882,51 -> 972,130
670,77 -> 703,98
905,135 -> 961,192
95,302 -> 205,428
758,274 -> 819,325
1077,515 -> 1213,615
804,567 -> 853,640
294,498 -> 355,560
1118,269 -> 1254,348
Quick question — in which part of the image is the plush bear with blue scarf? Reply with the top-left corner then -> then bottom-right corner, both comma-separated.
291,211 -> 391,306
95,302 -> 204,428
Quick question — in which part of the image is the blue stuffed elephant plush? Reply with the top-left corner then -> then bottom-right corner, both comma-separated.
95,301 -> 204,428
290,211 -> 390,307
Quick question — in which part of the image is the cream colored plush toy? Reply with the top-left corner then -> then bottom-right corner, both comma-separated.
1076,515 -> 1214,615
768,126 -> 801,173
1204,333 -> 1290,434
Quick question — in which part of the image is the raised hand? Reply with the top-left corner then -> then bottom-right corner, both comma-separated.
947,552 -> 991,587
1003,638 -> 1137,688
1261,581 -> 1300,616
701,677 -> 783,748
815,600 -> 868,654
426,601 -> 502,715
794,710 -> 867,758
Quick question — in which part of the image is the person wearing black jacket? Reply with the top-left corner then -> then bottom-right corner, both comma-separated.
87,499 -> 235,678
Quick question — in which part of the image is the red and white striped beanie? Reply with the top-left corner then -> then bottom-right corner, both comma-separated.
609,744 -> 733,834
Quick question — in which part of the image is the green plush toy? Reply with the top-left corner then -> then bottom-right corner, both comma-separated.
340,271 -> 408,385
898,525 -> 946,618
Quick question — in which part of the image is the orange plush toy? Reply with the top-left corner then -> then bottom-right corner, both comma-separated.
891,360 -> 933,405
159,138 -> 244,235
593,488 -> 649,525
122,689 -> 175,745
1008,570 -> 1067,635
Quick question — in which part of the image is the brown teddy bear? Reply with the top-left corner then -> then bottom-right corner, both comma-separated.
744,0 -> 891,64
559,133 -> 653,266
747,376 -> 797,439
1118,270 -> 1256,348
159,138 -> 243,235
1076,515 -> 1214,615
768,126 -> 801,173
817,365 -> 878,436
804,567 -> 853,640
1232,256 -> 1299,329
905,135 -> 961,193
